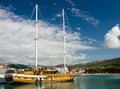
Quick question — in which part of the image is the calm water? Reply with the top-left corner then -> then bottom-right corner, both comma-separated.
0,75 -> 120,89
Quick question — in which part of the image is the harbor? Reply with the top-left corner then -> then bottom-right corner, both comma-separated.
0,0 -> 120,88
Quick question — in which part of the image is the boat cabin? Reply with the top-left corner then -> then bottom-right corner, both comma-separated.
40,70 -> 58,75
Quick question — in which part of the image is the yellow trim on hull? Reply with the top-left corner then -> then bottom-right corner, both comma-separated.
13,76 -> 37,83
5,73 -> 45,83
42,73 -> 77,82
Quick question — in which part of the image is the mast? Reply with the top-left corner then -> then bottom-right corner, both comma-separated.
62,9 -> 66,74
35,4 -> 38,68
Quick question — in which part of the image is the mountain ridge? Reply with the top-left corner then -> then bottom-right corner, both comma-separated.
72,57 -> 120,68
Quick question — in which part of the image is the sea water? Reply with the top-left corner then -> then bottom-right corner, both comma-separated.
0,74 -> 120,89
75,74 -> 120,89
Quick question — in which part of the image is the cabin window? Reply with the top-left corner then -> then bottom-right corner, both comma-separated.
18,77 -> 21,78
43,71 -> 57,74
32,78 -> 34,79
5,70 -> 15,73
24,77 -> 27,79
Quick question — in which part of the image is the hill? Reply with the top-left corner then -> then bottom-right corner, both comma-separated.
70,57 -> 120,73
72,57 -> 120,68
84,57 -> 120,67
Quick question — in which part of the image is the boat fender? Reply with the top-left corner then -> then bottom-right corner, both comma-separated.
37,77 -> 42,82
51,76 -> 54,81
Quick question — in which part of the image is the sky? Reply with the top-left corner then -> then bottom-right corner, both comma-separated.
0,0 -> 120,66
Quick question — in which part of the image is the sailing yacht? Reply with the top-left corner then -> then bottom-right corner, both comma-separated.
4,4 -> 78,83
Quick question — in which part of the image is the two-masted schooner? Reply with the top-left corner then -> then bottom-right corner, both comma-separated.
4,4 -> 78,83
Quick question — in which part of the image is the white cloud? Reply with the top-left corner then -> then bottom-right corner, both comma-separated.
53,3 -> 56,6
71,8 -> 99,26
75,27 -> 81,31
82,36 -> 97,45
65,0 -> 76,6
55,13 -> 62,18
103,24 -> 120,48
0,6 -> 96,65
66,53 -> 87,65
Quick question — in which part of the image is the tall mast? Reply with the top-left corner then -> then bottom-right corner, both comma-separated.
62,9 -> 66,74
35,4 -> 38,67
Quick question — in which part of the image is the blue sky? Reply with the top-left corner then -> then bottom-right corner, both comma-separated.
0,0 -> 120,65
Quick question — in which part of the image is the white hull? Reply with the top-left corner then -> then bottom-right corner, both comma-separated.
0,74 -> 6,83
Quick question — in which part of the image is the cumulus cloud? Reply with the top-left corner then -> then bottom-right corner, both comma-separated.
103,24 -> 120,48
0,6 -> 96,65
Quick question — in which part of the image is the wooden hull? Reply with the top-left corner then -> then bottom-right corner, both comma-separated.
4,73 -> 77,83
4,73 -> 45,83
43,77 -> 74,82
12,77 -> 37,83
42,73 -> 77,82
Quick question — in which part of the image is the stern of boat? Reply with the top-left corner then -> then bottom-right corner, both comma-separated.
4,73 -> 14,83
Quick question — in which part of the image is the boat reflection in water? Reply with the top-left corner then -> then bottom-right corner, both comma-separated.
43,82 -> 75,89
0,82 -> 76,89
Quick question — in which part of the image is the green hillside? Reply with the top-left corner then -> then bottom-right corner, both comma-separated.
70,57 -> 120,73
72,57 -> 120,68
84,57 -> 120,67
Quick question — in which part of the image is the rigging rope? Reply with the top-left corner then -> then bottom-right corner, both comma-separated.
38,8 -> 44,21
30,6 -> 35,21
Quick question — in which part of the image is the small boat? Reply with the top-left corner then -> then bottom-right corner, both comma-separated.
4,4 -> 78,83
